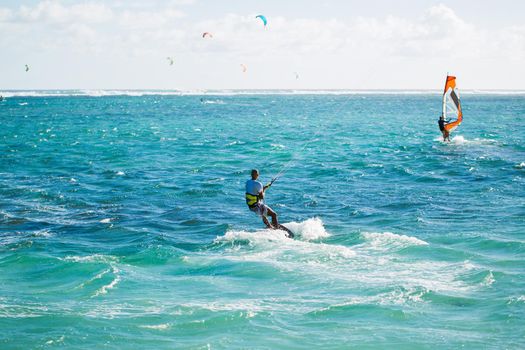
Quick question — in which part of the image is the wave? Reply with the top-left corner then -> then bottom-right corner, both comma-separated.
92,265 -> 121,297
314,286 -> 429,313
451,135 -> 498,145
284,218 -> 330,241
139,323 -> 171,330
61,254 -> 122,297
360,231 -> 428,249
3,89 -> 525,98
435,135 -> 498,145
201,99 -> 225,104
62,254 -> 119,264
210,223 -> 476,297
0,90 -> 186,97
216,217 -> 329,243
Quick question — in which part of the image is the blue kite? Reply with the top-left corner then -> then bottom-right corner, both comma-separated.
255,15 -> 267,26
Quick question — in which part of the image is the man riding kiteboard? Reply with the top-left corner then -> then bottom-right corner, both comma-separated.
245,169 -> 293,238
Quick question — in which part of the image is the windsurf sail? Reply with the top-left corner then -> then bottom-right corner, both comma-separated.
442,75 -> 463,132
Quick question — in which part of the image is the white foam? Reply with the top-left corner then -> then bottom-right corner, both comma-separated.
100,218 -> 112,223
462,260 -> 476,270
3,89 -> 525,98
216,218 -> 329,244
116,171 -> 125,176
179,300 -> 267,314
285,217 -> 330,241
507,295 -> 525,305
226,140 -> 245,146
45,336 -> 65,345
32,229 -> 53,238
92,265 -> 121,297
435,135 -> 497,146
482,271 -> 495,286
515,162 -> 525,169
75,268 -> 111,290
210,224 -> 476,303
139,323 -> 171,330
216,228 -> 290,244
450,135 -> 467,144
451,136 -> 497,145
63,254 -> 118,264
317,287 -> 427,311
360,231 -> 428,249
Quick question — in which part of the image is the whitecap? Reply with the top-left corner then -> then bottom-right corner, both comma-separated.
92,265 -> 121,297
62,254 -> 118,264
451,136 -> 497,145
482,271 -> 495,286
45,336 -> 65,345
360,231 -> 428,249
317,287 -> 428,311
507,295 -> 525,305
139,323 -> 171,330
216,218 -> 329,244
226,140 -> 244,146
202,99 -> 225,104
285,217 -> 330,241
214,220 -> 355,265
216,228 -> 289,244
26,229 -> 53,238
75,268 -> 111,290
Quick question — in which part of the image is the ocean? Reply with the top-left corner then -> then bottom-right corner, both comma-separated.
1,91 -> 524,349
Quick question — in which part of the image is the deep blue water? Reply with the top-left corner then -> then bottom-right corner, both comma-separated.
1,92 -> 524,349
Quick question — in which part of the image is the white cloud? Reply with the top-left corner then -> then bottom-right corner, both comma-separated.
0,1 -> 523,89
17,1 -> 113,23
118,8 -> 185,29
1,1 -> 520,61
496,25 -> 525,61
0,7 -> 13,21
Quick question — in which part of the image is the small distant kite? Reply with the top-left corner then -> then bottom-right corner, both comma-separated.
240,64 -> 247,73
166,57 -> 175,66
294,72 -> 299,80
255,15 -> 267,27
25,64 -> 30,72
202,32 -> 213,38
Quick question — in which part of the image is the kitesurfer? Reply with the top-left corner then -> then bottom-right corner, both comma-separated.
245,169 -> 279,229
438,114 -> 450,142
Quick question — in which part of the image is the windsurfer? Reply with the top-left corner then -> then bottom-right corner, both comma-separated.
438,114 -> 450,142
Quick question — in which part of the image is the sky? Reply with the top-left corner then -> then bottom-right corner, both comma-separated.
1,0 -> 524,90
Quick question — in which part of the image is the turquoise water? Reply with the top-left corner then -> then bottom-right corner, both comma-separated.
1,92 -> 524,349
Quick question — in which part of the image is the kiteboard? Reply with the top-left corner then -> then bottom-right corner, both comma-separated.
274,224 -> 294,238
